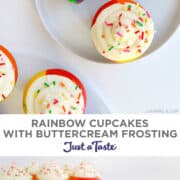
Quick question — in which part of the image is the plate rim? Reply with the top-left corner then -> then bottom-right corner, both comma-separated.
35,0 -> 180,64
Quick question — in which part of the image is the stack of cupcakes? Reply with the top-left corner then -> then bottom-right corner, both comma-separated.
0,162 -> 101,180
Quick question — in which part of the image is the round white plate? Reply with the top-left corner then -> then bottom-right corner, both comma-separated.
35,0 -> 180,63
0,53 -> 110,114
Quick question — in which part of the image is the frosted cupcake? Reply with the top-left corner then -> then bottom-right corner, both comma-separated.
69,162 -> 101,180
91,0 -> 154,63
23,69 -> 87,114
0,164 -> 32,180
37,162 -> 68,180
0,46 -> 18,102
26,162 -> 40,180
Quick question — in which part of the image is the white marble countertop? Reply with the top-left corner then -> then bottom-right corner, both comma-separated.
0,0 -> 179,113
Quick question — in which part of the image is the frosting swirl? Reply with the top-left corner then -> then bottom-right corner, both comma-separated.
24,70 -> 86,114
91,2 -> 154,62
0,49 -> 17,102
37,162 -> 68,180
71,162 -> 101,178
0,164 -> 31,179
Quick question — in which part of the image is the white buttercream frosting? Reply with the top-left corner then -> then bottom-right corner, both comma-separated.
37,162 -> 68,180
0,164 -> 32,180
91,2 -> 154,62
0,50 -> 16,101
25,74 -> 85,114
72,162 -> 101,178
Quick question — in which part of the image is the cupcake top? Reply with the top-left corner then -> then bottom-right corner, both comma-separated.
71,162 -> 101,178
91,0 -> 154,62
38,162 -> 68,179
0,46 -> 18,102
23,69 -> 86,114
26,162 -> 40,175
63,164 -> 73,176
0,164 -> 30,177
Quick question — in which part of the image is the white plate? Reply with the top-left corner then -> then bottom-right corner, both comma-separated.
0,53 -> 110,114
35,0 -> 180,63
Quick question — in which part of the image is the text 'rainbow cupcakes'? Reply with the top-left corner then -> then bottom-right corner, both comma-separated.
91,0 -> 154,63
0,46 -> 18,102
23,69 -> 87,114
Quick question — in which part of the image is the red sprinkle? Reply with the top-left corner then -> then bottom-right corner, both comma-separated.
139,17 -> 144,22
104,21 -> 113,27
138,49 -> 142,53
135,30 -> 140,34
141,32 -> 144,40
119,22 -> 122,26
0,63 -> 5,66
53,99 -> 59,105
2,94 -> 6,100
119,13 -> 123,20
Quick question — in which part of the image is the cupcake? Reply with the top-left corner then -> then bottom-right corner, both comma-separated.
0,164 -> 32,180
26,162 -> 40,180
37,162 -> 68,180
23,69 -> 87,114
0,45 -> 18,102
91,0 -> 154,63
69,162 -> 101,180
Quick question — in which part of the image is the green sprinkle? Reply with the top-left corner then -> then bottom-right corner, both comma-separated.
128,5 -> 132,10
136,20 -> 143,27
44,82 -> 50,87
53,81 -> 56,86
72,106 -> 77,110
108,46 -> 114,51
75,85 -> 79,90
142,13 -> 146,16
49,110 -> 52,114
37,89 -> 41,94
68,0 -> 78,3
